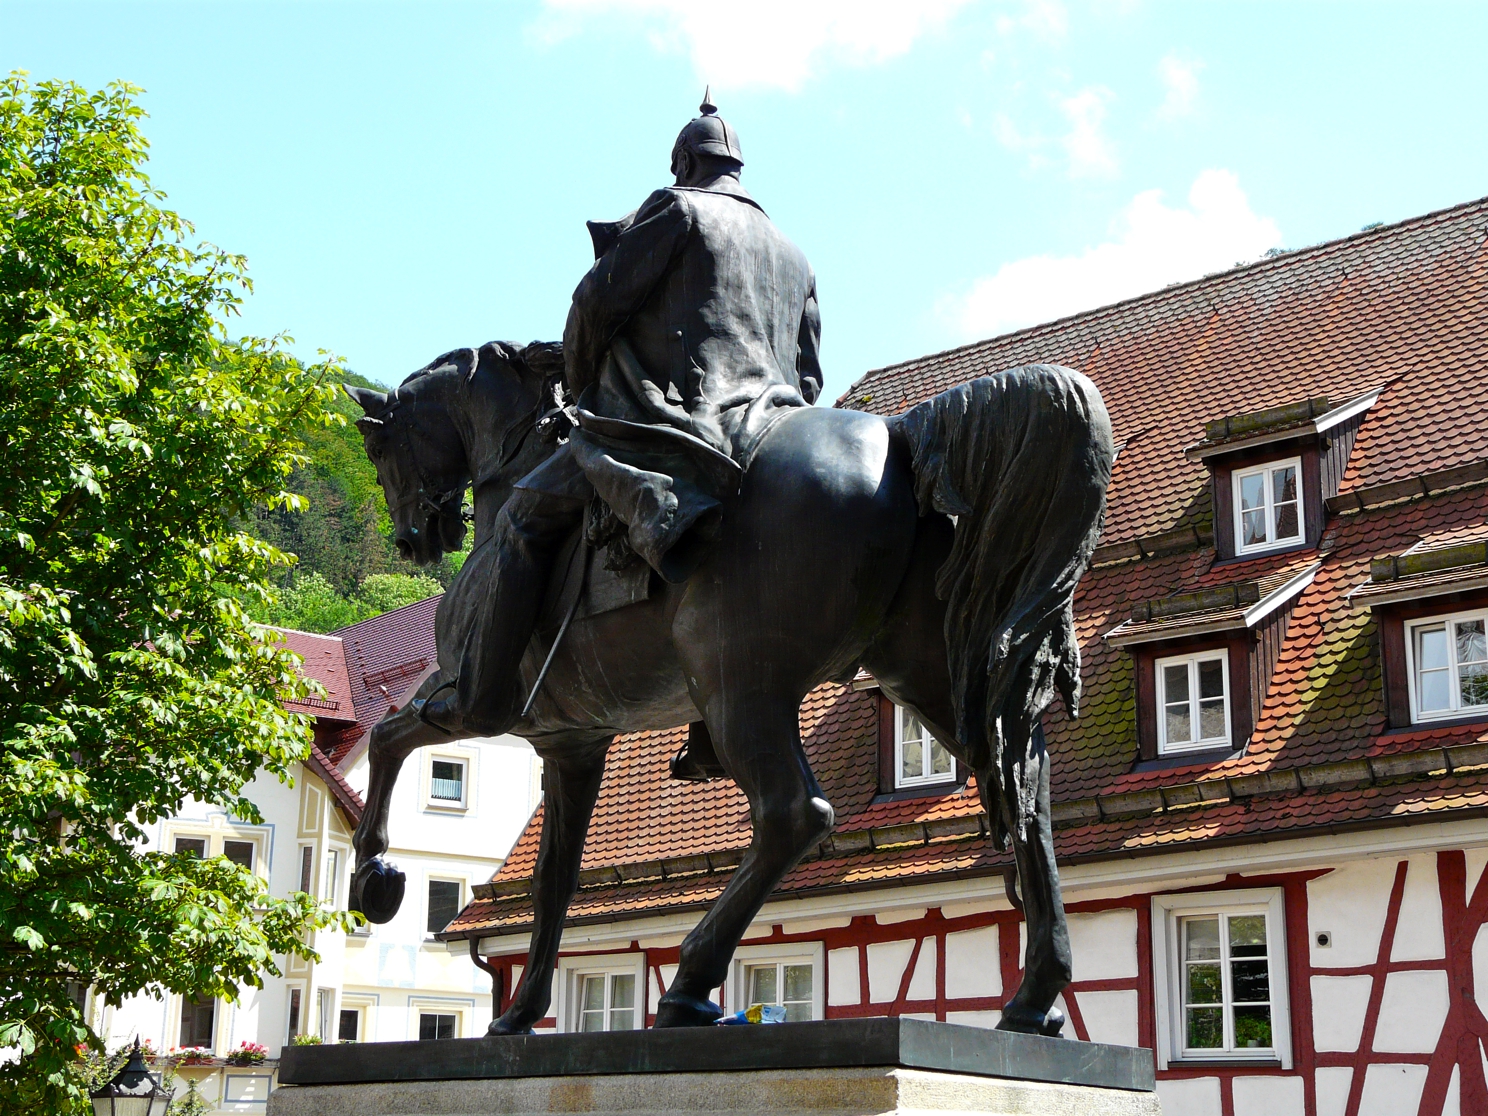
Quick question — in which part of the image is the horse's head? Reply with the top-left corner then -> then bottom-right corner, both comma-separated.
345,342 -> 556,565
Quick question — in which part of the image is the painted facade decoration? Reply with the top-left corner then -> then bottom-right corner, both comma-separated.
441,196 -> 1488,1116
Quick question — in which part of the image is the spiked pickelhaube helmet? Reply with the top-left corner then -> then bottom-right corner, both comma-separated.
671,88 -> 743,173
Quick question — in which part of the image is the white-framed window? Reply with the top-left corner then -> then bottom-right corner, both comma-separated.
178,994 -> 217,1050
1406,609 -> 1488,722
1151,888 -> 1292,1069
425,750 -> 473,811
558,953 -> 646,1033
408,997 -> 472,1041
895,705 -> 954,788
165,823 -> 267,879
1233,457 -> 1304,554
730,943 -> 824,1023
1155,650 -> 1231,754
426,877 -> 464,937
337,993 -> 377,1043
323,849 -> 341,906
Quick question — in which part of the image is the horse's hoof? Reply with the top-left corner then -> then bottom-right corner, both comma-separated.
995,1003 -> 1065,1037
653,992 -> 723,1028
349,857 -> 405,924
486,1015 -> 533,1036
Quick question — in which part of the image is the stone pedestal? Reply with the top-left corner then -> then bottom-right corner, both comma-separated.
269,1018 -> 1159,1116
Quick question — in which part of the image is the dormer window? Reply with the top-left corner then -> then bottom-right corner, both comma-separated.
1233,458 -> 1302,554
1408,611 -> 1488,720
896,706 -> 954,788
1156,651 -> 1231,754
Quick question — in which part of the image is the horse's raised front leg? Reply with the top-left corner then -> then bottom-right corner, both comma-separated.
349,671 -> 465,923
490,735 -> 610,1035
655,693 -> 834,1027
985,721 -> 1071,1037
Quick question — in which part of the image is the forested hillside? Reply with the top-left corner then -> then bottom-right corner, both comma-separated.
249,369 -> 466,632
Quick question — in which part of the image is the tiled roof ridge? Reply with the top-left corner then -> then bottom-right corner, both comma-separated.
836,192 -> 1488,405
333,592 -> 445,638
474,737 -> 1488,901
303,743 -> 365,825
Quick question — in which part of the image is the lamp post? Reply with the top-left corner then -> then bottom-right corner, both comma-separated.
90,1037 -> 174,1116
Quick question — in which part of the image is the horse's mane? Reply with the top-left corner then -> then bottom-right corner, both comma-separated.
395,340 -> 563,395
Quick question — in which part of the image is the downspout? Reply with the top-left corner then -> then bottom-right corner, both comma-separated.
469,938 -> 505,1022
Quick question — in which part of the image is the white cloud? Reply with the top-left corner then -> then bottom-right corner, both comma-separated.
994,0 -> 1068,41
538,0 -> 974,92
1157,53 -> 1203,120
952,170 -> 1281,338
1059,86 -> 1117,178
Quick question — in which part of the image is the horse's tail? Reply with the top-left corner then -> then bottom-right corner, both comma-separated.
890,365 -> 1114,847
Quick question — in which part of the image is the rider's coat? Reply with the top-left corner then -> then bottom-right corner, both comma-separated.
541,174 -> 822,582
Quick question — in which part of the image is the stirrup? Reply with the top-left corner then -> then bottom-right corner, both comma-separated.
410,679 -> 458,735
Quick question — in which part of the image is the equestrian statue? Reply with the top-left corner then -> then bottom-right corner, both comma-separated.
343,96 -> 1115,1038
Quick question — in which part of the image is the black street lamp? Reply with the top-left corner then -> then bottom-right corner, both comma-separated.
90,1037 -> 173,1116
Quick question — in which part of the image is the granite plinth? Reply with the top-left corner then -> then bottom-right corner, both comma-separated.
269,1019 -> 1159,1116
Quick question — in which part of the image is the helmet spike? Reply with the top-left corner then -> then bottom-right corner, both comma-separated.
700,86 -> 716,115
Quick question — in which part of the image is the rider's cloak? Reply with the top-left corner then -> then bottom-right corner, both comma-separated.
523,175 -> 822,583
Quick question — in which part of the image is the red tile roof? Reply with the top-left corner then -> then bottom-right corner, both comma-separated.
316,595 -> 443,764
273,628 -> 358,724
439,197 -> 1488,938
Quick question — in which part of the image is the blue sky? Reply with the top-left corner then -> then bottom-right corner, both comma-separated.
6,1 -> 1488,403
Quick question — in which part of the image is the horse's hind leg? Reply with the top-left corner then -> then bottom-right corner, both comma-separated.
986,721 -> 1071,1036
655,693 -> 834,1027
491,735 -> 610,1035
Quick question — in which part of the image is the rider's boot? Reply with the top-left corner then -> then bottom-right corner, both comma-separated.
419,486 -> 584,735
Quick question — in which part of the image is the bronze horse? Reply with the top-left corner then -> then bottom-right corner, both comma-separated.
344,341 -> 1113,1036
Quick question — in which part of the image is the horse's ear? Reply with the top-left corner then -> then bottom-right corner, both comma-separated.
343,383 -> 388,417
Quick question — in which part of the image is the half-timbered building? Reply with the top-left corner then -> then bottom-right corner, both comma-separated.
439,196 -> 1488,1116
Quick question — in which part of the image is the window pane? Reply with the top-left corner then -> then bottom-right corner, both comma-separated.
928,738 -> 954,776
609,974 -> 636,1030
431,759 -> 464,801
899,738 -> 924,783
1233,1005 -> 1272,1049
748,964 -> 778,1007
1164,664 -> 1190,703
1199,699 -> 1227,741
1242,508 -> 1268,546
1420,668 -> 1451,712
223,840 -> 254,869
783,964 -> 813,1003
1186,963 -> 1222,1005
338,1009 -> 359,1042
1186,1006 -> 1223,1049
1271,465 -> 1297,504
180,996 -> 215,1048
1231,960 -> 1270,1003
1197,660 -> 1225,699
1457,620 -> 1488,664
1460,663 -> 1488,708
1228,915 -> 1267,955
174,836 -> 207,858
427,880 -> 462,934
1239,473 -> 1266,512
1274,500 -> 1299,540
1417,626 -> 1448,670
900,711 -> 927,744
581,974 -> 605,1011
1166,703 -> 1192,744
1185,918 -> 1221,961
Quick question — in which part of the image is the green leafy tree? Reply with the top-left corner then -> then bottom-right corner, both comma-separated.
258,570 -> 443,634
0,75 -> 351,1113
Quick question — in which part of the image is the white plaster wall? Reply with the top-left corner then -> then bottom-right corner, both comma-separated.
1067,909 -> 1139,981
1073,989 -> 1138,1047
1310,974 -> 1372,1052
1391,853 -> 1445,961
865,939 -> 916,1003
1308,859 -> 1397,968
344,733 -> 540,862
1372,970 -> 1449,1053
1155,1076 -> 1221,1116
943,925 -> 1000,998
1232,1074 -> 1305,1116
945,1009 -> 1000,1028
905,938 -> 936,1001
1314,1066 -> 1353,1116
827,947 -> 860,1006
1358,1063 -> 1428,1116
